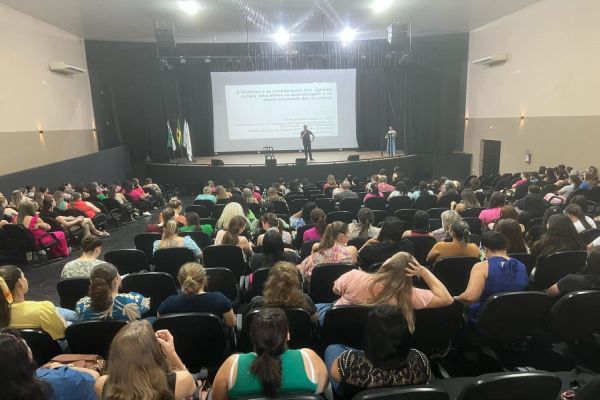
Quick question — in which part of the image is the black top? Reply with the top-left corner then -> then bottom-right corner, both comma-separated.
334,191 -> 359,202
250,251 -> 298,271
158,292 -> 231,316
515,193 -> 546,219
301,130 -> 314,144
556,274 -> 600,295
248,294 -> 317,316
358,240 -> 415,268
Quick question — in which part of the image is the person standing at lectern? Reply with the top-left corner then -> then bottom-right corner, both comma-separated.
301,125 -> 315,161
386,126 -> 397,157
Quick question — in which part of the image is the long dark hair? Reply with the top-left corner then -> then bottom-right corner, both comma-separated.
364,305 -> 412,369
377,217 -> 406,243
186,212 -> 201,231
310,208 -> 327,236
89,263 -> 118,313
565,204 -> 592,231
488,192 -> 505,209
495,219 -> 527,254
356,208 -> 374,239
0,265 -> 21,328
532,214 -> 585,259
222,215 -> 246,246
250,308 -> 289,397
262,230 -> 286,267
0,329 -> 49,399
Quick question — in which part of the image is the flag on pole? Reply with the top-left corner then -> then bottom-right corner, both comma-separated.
176,119 -> 182,145
167,121 -> 176,151
183,119 -> 193,162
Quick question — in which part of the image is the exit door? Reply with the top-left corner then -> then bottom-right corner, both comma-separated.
481,140 -> 501,176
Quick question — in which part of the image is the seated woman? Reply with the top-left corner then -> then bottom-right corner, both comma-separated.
325,305 -> 430,397
158,262 -> 235,328
121,180 -> 152,214
179,211 -> 213,237
297,222 -> 358,280
363,184 -> 384,203
347,208 -> 381,240
41,196 -> 108,238
17,200 -> 69,258
431,210 -> 461,242
323,174 -> 337,190
402,210 -> 432,237
0,265 -> 69,340
75,263 -> 149,321
456,232 -> 529,321
387,181 -> 412,200
0,328 -> 99,400
215,185 -> 231,202
289,202 -> 316,230
95,321 -> 195,399
256,213 -> 292,246
478,191 -> 505,225
70,192 -> 103,219
564,204 -> 596,233
302,208 -> 327,242
250,230 -> 298,271
195,185 -> 217,203
248,261 -> 317,321
427,220 -> 480,264
61,236 -> 104,279
531,214 -> 586,260
215,215 -> 253,257
487,205 -> 525,232
451,188 -> 481,214
494,219 -> 528,254
230,194 -> 257,223
146,207 -> 175,234
216,202 -> 249,230
1,194 -> 18,219
212,308 -> 328,400
242,188 -> 259,204
358,217 -> 415,268
547,248 -> 600,297
167,198 -> 188,226
153,220 -> 202,258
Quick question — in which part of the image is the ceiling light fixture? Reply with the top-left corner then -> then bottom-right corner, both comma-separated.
371,0 -> 392,13
340,27 -> 356,44
273,26 -> 290,45
179,0 -> 201,16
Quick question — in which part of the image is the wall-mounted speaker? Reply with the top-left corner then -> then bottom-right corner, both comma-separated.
211,159 -> 224,166
296,158 -> 307,165
265,159 -> 277,166
387,23 -> 410,52
347,154 -> 360,161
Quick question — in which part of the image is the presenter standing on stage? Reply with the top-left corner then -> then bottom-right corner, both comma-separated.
301,124 -> 315,161
385,126 -> 397,157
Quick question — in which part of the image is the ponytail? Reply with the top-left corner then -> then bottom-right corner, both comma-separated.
450,221 -> 471,247
222,215 -> 246,245
310,208 -> 327,236
89,263 -> 118,312
0,266 -> 21,328
357,208 -> 374,239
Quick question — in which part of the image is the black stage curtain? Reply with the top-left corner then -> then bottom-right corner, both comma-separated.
85,35 -> 468,163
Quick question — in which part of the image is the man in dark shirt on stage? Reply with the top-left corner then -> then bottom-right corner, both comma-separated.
301,125 -> 315,161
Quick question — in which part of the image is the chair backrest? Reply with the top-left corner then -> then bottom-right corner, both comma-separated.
193,199 -> 215,209
364,197 -> 387,211
429,219 -> 442,231
405,236 -> 437,266
202,245 -> 248,280
438,193 -> 461,208
534,250 -> 588,290
460,207 -> 484,218
477,291 -> 551,344
211,203 -> 227,219
547,290 -> 600,343
153,313 -> 229,372
309,263 -> 355,303
414,195 -> 438,210
321,305 -> 373,348
250,267 -> 271,298
431,257 -> 480,296
247,202 -> 261,218
352,386 -> 450,400
104,249 -> 149,275
581,228 -> 600,245
179,231 -> 212,249
19,329 -> 62,366
65,320 -> 127,358
326,211 -> 354,224
56,278 -> 90,310
300,240 -> 319,262
3,223 -> 36,255
121,272 -> 178,316
457,371 -> 562,400
339,197 -> 363,216
413,301 -> 463,355
154,247 -> 196,282
573,374 -> 600,400
289,199 -> 310,214
393,209 -> 418,229
508,253 -> 537,276
205,267 -> 239,303
199,218 -> 217,229
462,217 -> 483,236
315,198 -> 335,213
372,210 -> 389,225
427,208 -> 447,219
134,232 -> 161,263
387,196 -> 413,212
271,201 -> 289,215
185,205 -> 211,218
294,224 -> 314,249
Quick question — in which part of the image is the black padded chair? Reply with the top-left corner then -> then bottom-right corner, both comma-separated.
65,320 -> 127,358
326,211 -> 354,224
438,193 -> 461,208
249,267 -> 270,299
294,224 -> 314,249
431,257 -> 479,296
456,371 -> 561,400
427,208 -> 447,219
387,196 -> 413,212
321,305 -> 373,348
198,218 -> 217,229
405,236 -> 437,266
413,301 -> 463,356
364,197 -> 387,211
352,386 -> 449,400
134,232 -> 161,264
429,219 -> 442,231
179,231 -> 212,250
194,199 -> 215,209
316,198 -> 335,214
581,228 -> 600,245
153,313 -> 230,373
104,249 -> 149,275
394,209 -> 418,228
121,272 -> 178,316
3,223 -> 59,264
211,203 -> 227,220
462,217 -> 483,236
372,210 -> 389,226
534,250 -> 588,290
547,290 -> 600,344
56,278 -> 89,310
300,240 -> 319,262
508,253 -> 537,276
289,199 -> 310,214
573,374 -> 600,400
20,329 -> 62,366
205,267 -> 239,308
309,263 -> 355,303
154,247 -> 196,282
185,205 -> 211,218
247,202 -> 261,218
469,234 -> 481,246
271,201 -> 289,215
461,207 -> 484,218
203,245 -> 248,281
414,195 -> 438,210
339,198 -> 363,216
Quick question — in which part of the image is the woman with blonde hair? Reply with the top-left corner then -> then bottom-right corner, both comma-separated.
248,261 -> 317,321
431,210 -> 461,242
95,320 -> 195,399
323,175 -> 337,190
215,215 -> 253,256
9,189 -> 23,209
152,220 -> 201,258
216,202 -> 248,230
215,185 -> 231,201
451,188 -> 480,213
167,198 -> 187,226
158,262 -> 235,327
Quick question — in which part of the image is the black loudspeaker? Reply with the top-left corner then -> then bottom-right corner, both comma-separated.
347,154 -> 360,161
387,23 -> 410,52
211,159 -> 224,166
265,159 -> 277,166
296,158 -> 307,165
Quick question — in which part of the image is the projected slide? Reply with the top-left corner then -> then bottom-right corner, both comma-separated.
212,69 -> 357,152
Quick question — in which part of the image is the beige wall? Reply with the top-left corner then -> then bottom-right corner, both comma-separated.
0,3 -> 97,175
464,0 -> 600,175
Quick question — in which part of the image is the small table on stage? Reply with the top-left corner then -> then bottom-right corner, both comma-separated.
263,146 -> 275,163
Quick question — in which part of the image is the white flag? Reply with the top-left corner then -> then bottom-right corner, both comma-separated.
183,119 -> 193,162
167,121 -> 176,151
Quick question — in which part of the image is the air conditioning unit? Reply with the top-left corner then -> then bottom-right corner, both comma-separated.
472,53 -> 508,66
48,60 -> 87,75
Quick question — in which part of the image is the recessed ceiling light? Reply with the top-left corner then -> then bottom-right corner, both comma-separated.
371,0 -> 392,13
340,27 -> 356,43
179,0 -> 201,16
273,26 -> 290,45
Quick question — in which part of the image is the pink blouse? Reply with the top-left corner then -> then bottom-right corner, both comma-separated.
297,244 -> 354,279
478,207 -> 502,225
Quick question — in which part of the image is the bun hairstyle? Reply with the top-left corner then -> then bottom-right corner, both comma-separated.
249,308 -> 289,397
0,265 -> 22,328
450,220 -> 471,247
310,208 -> 327,236
81,235 -> 102,254
168,198 -> 183,211
178,262 -> 206,295
89,263 -> 118,313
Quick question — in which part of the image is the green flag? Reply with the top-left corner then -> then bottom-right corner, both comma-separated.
167,121 -> 176,151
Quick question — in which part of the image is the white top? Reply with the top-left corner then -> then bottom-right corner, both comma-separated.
573,217 -> 597,233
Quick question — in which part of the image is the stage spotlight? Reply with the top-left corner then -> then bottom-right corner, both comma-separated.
274,26 -> 290,45
371,0 -> 392,13
340,27 -> 356,44
179,0 -> 200,16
